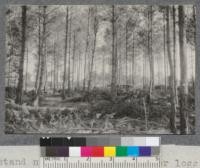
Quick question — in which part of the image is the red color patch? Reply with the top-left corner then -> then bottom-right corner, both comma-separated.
92,147 -> 104,157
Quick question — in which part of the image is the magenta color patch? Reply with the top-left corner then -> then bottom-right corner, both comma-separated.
81,147 -> 92,157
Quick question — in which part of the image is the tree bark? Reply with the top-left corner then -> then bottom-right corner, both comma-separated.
83,8 -> 90,91
77,51 -> 81,89
62,7 -> 68,99
25,46 -> 29,92
163,10 -> 167,92
148,6 -> 154,99
125,21 -> 128,90
111,5 -> 117,97
166,6 -> 177,133
53,42 -> 56,94
118,33 -> 122,86
173,6 -> 178,103
87,8 -> 98,92
132,31 -> 135,87
192,6 -> 196,87
178,5 -> 188,134
35,7 -> 41,91
68,12 -> 72,95
43,38 -> 48,92
103,50 -> 105,87
15,6 -> 27,104
72,31 -> 76,90
33,6 -> 47,106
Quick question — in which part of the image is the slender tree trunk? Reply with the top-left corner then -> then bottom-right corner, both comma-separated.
178,5 -> 188,134
125,21 -> 128,90
111,5 -> 117,97
88,10 -> 98,92
102,51 -> 105,87
148,6 -> 154,99
83,8 -> 90,91
173,6 -> 178,104
192,6 -> 196,87
77,51 -> 81,89
163,11 -> 167,92
8,54 -> 11,87
25,46 -> 29,91
132,32 -> 135,87
35,7 -> 41,91
72,31 -> 76,90
56,32 -> 59,90
118,34 -> 122,86
15,6 -> 27,104
156,54 -> 160,85
43,37 -> 48,92
8,12 -> 13,87
50,53 -> 53,90
143,53 -> 145,89
166,6 -> 177,133
57,52 -> 59,89
68,14 -> 72,95
53,42 -> 56,94
8,13 -> 14,87
33,6 -> 47,106
62,7 -> 68,99
193,6 -> 196,46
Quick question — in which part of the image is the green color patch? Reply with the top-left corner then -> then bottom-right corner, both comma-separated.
116,146 -> 127,157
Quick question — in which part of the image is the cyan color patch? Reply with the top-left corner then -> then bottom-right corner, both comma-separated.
127,147 -> 139,156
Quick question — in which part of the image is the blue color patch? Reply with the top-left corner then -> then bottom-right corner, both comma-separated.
127,147 -> 139,156
139,147 -> 151,156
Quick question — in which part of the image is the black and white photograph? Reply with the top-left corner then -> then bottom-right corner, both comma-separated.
5,5 -> 196,134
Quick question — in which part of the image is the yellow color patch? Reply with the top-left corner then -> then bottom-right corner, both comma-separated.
104,147 -> 116,157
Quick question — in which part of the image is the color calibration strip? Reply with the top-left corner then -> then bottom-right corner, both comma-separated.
41,146 -> 159,157
40,137 -> 160,157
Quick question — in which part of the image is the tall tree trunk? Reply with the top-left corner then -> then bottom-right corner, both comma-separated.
77,51 -> 81,89
132,31 -> 135,87
8,11 -> 13,87
178,5 -> 188,134
50,48 -> 53,89
192,6 -> 196,87
125,21 -> 128,90
15,6 -> 27,104
43,39 -> 48,92
53,42 -> 56,94
166,6 -> 177,133
118,33 -> 122,86
33,6 -> 47,106
72,31 -> 76,90
115,29 -> 118,92
143,53 -> 145,89
8,54 -> 11,87
173,6 -> 178,104
88,9 -> 98,92
56,32 -> 59,90
163,11 -> 167,92
111,5 -> 117,97
35,7 -> 41,91
193,6 -> 196,46
62,7 -> 68,99
148,6 -> 154,99
25,46 -> 29,91
68,13 -> 72,95
102,50 -> 105,87
83,8 -> 90,91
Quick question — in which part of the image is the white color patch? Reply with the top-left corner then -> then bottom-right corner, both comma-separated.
69,147 -> 81,157
146,137 -> 160,146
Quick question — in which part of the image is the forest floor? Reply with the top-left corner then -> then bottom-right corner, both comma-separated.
5,88 -> 195,134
